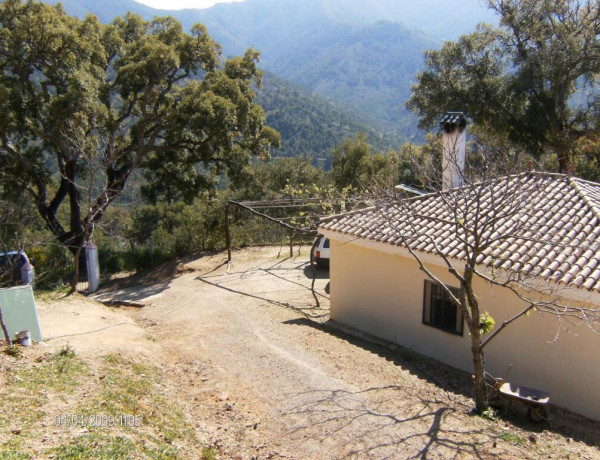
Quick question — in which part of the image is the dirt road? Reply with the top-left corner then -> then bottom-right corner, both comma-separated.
89,247 -> 600,459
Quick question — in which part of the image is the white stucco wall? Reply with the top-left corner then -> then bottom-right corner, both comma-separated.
326,235 -> 600,421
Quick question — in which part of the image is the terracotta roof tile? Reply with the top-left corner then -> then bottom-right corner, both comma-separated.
319,172 -> 600,293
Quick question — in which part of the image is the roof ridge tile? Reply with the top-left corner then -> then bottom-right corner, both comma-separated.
570,178 -> 600,223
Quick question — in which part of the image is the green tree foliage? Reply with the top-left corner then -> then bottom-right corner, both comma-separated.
329,133 -> 438,193
129,199 -> 222,260
0,185 -> 79,288
330,133 -> 413,191
92,194 -> 228,273
251,157 -> 327,198
394,136 -> 442,191
279,180 -> 361,233
407,0 -> 600,173
331,134 -> 374,190
0,0 -> 279,260
0,193 -> 38,253
88,156 -> 327,274
574,134 -> 600,182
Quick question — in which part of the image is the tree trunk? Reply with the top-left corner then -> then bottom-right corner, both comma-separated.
69,244 -> 86,294
35,155 -> 133,293
463,265 -> 488,413
555,145 -> 570,174
470,327 -> 488,413
0,304 -> 12,346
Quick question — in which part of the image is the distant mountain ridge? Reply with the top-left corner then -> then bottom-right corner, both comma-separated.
45,0 -> 495,154
187,1 -> 456,139
49,0 -> 156,23
187,0 -> 495,49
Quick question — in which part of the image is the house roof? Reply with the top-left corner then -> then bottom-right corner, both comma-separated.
318,172 -> 600,293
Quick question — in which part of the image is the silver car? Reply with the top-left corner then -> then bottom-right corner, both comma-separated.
311,236 -> 330,268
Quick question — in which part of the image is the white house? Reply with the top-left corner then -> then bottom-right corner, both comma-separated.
318,163 -> 600,419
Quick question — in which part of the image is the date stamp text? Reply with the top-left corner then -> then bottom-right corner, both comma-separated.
54,414 -> 142,428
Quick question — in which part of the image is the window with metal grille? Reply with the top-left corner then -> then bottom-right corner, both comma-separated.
422,280 -> 463,335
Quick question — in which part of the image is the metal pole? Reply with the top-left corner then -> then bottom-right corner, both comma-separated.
225,202 -> 232,262
289,231 -> 293,257
0,304 -> 11,346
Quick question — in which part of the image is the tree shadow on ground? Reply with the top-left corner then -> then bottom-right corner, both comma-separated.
195,276 -> 329,320
93,251 -> 225,303
283,317 -> 600,451
194,254 -> 330,319
284,384 -> 500,458
92,281 -> 171,304
260,267 -> 328,301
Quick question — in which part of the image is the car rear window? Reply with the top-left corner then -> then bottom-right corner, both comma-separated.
323,239 -> 330,248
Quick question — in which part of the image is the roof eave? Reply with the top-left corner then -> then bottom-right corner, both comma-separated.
320,228 -> 600,304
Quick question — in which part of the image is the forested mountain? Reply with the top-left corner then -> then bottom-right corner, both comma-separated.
258,71 -> 398,164
46,0 -> 495,154
278,21 -> 439,139
178,0 -> 491,136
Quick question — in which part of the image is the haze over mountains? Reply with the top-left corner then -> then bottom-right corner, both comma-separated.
47,0 -> 495,159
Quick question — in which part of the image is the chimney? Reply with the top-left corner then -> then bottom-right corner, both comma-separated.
440,112 -> 467,190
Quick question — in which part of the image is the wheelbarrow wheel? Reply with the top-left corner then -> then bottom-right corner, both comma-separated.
528,405 -> 549,423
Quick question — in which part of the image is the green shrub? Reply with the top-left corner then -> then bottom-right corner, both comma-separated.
27,244 -> 73,289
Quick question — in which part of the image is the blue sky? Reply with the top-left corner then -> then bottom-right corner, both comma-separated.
136,0 -> 243,9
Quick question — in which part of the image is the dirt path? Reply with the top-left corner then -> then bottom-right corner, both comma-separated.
89,247 -> 600,459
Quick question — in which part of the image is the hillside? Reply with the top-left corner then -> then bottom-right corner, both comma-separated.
50,0 -> 495,42
258,71 -> 399,164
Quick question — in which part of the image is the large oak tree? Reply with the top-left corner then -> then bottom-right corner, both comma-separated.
0,0 -> 279,262
407,0 -> 600,173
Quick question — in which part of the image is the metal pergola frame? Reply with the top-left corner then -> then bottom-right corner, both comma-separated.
224,197 -> 370,261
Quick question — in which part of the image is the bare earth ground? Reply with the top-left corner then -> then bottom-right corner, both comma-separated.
4,246 -> 600,458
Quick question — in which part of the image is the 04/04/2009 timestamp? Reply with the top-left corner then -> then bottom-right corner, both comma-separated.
54,414 -> 142,428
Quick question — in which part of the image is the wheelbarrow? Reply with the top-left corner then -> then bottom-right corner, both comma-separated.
484,366 -> 550,423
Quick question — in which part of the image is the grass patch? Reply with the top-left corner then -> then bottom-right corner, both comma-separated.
77,353 -> 199,457
202,445 -> 217,460
3,346 -> 23,359
51,434 -> 179,459
83,354 -> 156,417
9,346 -> 87,393
0,440 -> 29,460
34,285 -> 72,301
1,349 -> 204,458
498,432 -> 525,445
0,346 -> 87,433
